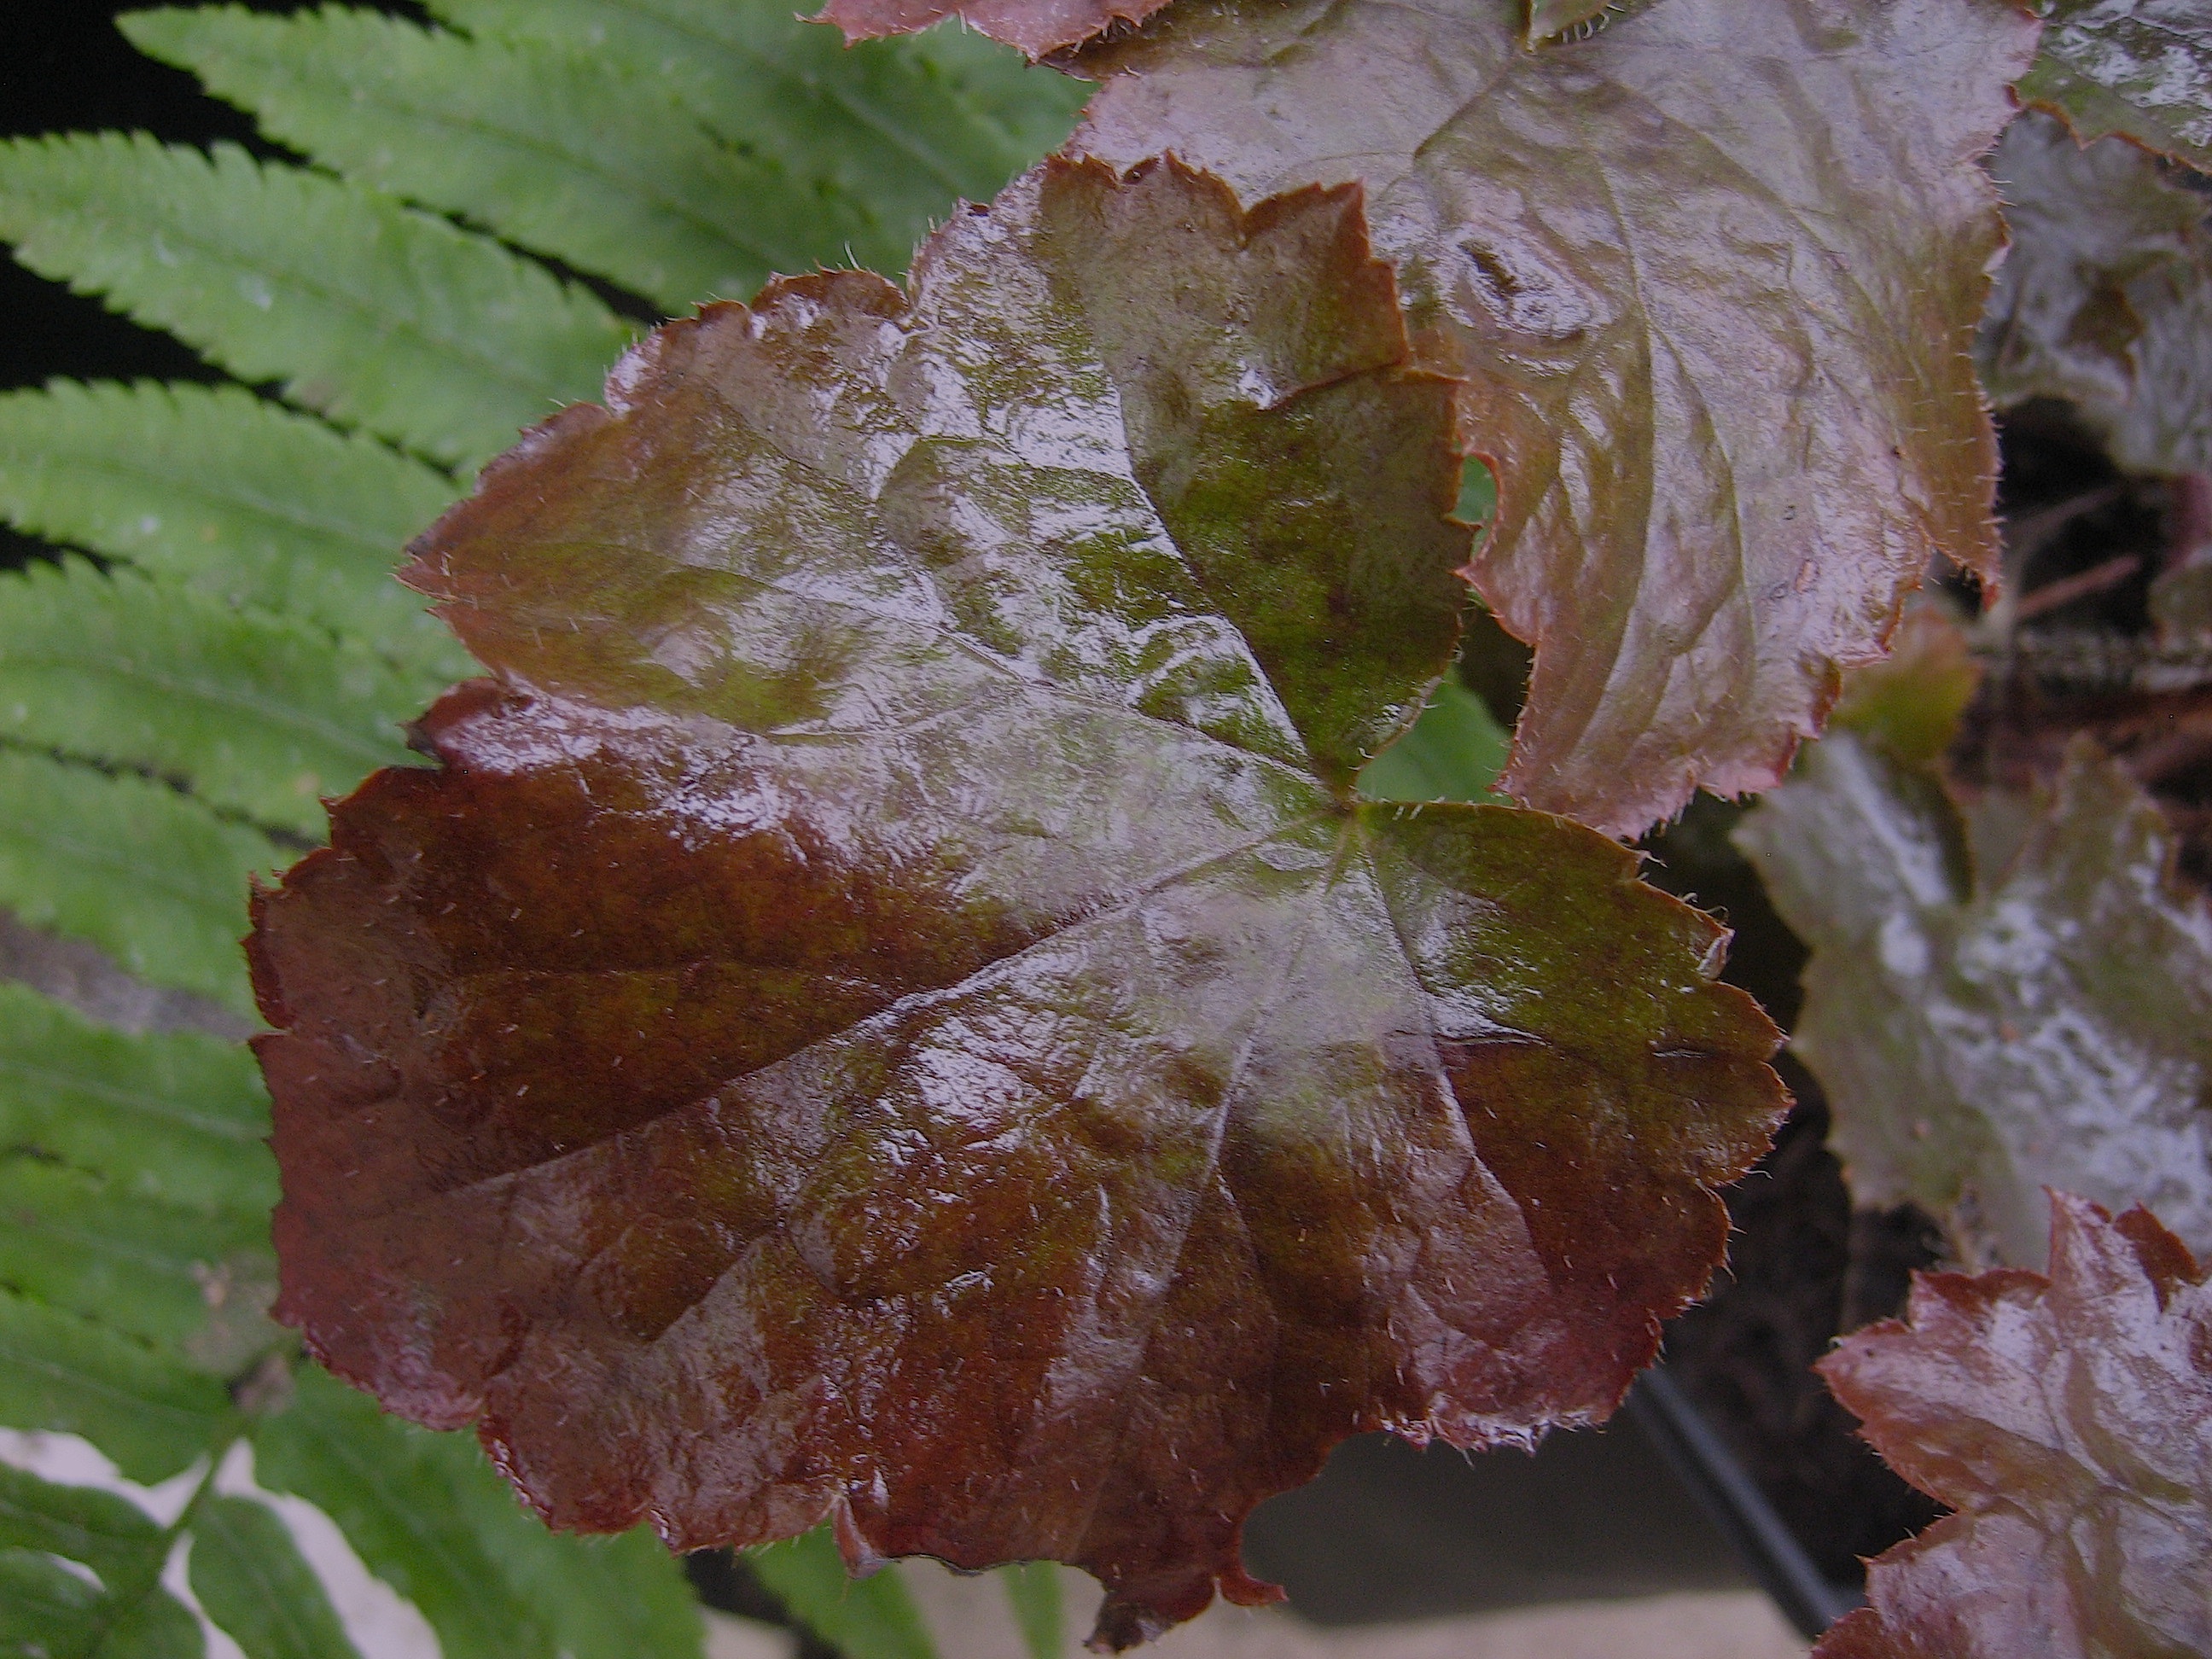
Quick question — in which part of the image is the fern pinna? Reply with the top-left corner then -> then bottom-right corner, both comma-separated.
0,4 -> 1084,1656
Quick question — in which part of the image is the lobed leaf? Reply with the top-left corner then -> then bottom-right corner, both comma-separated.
1737,724 -> 2212,1267
187,1494 -> 365,1659
1814,1193 -> 2212,1658
1073,0 -> 2035,836
424,0 -> 1092,268
130,5 -> 830,316
247,157 -> 1782,1647
0,381 -> 469,678
0,982 -> 273,1218
2018,0 -> 2212,172
251,1367 -> 704,1659
0,133 -> 632,469
0,751 -> 287,1016
0,1292 -> 231,1485
0,560 -> 428,839
1980,110 -> 2212,477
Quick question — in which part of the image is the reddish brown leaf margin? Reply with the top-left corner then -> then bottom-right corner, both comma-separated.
248,156 -> 1786,1650
1816,1191 -> 2212,1658
812,0 -> 1168,61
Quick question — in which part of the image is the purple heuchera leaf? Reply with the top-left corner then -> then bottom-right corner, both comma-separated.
1818,1191 -> 2212,1659
247,157 -> 1784,1649
1073,0 -> 2038,837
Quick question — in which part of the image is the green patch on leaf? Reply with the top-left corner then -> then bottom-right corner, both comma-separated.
253,1367 -> 704,1659
0,1155 -> 276,1372
0,381 -> 469,678
0,1291 -> 232,1485
0,752 -> 287,1015
2018,0 -> 2212,172
751,1528 -> 938,1659
0,982 -> 272,1214
1356,678 -> 1512,804
0,560 -> 429,838
188,1494 -> 366,1659
1738,723 -> 2212,1267
248,157 -> 1780,1650
1074,0 -> 2035,835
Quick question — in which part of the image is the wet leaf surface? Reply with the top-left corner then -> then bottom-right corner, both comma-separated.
2019,0 -> 2212,172
813,0 -> 1169,61
248,158 -> 1783,1648
1982,111 -> 2212,477
1073,0 -> 2034,837
1738,716 -> 2212,1268
1520,0 -> 1664,47
1815,1193 -> 2212,1659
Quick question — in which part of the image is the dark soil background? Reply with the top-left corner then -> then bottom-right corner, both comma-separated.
13,2 -> 2197,1649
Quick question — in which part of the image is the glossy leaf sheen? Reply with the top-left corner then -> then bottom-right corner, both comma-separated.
1738,731 -> 2212,1267
1815,1194 -> 2212,1659
1981,110 -> 2212,477
814,0 -> 1171,64
2019,0 -> 2212,172
1074,0 -> 2034,836
1521,0 -> 1664,48
248,159 -> 1782,1647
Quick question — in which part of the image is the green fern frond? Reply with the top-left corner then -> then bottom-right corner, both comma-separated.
255,1368 -> 706,1659
0,754 -> 286,1015
0,1463 -> 204,1657
0,381 -> 469,675
0,982 -> 272,1214
0,1289 -> 231,1484
434,0 -> 1091,210
0,1155 -> 273,1361
750,1528 -> 940,1659
428,0 -> 1090,273
130,5 -> 839,311
0,133 -> 632,468
189,1494 -> 369,1659
0,7 -> 1099,1655
0,1459 -> 166,1582
0,560 -> 429,837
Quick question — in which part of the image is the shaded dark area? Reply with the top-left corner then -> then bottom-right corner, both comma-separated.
1662,1086 -> 1947,1586
1955,403 -> 2212,888
687,1551 -> 842,1659
1639,792 -> 1946,1589
1243,1416 -> 1744,1625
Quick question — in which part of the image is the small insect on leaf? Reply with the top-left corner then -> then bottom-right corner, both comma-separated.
249,156 -> 1783,1650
